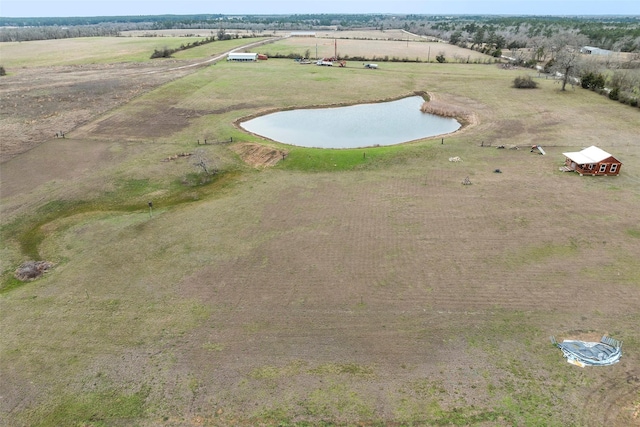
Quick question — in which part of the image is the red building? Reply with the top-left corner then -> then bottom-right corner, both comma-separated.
562,146 -> 622,176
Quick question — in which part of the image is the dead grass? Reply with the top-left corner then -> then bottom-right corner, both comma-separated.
266,36 -> 494,62
1,33 -> 640,427
421,97 -> 476,126
229,142 -> 287,168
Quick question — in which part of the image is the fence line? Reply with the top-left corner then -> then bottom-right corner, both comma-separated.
197,137 -> 233,145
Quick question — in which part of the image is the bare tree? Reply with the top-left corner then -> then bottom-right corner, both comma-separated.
193,149 -> 218,176
554,47 -> 581,90
549,32 -> 589,91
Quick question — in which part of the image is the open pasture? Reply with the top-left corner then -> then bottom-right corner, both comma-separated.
0,37 -> 264,161
265,34 -> 491,62
1,36 -> 215,68
1,33 -> 640,427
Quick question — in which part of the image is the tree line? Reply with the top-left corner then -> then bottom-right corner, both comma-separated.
2,14 -> 638,65
1,13 -> 637,105
2,14 -> 639,52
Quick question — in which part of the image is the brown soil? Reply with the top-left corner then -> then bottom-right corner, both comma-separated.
0,60 -> 197,162
229,142 -> 287,167
14,260 -> 54,281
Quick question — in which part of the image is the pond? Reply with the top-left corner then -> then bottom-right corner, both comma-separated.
240,96 -> 461,149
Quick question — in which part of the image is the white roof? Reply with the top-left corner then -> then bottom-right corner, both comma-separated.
228,52 -> 258,58
563,146 -> 615,164
581,46 -> 612,55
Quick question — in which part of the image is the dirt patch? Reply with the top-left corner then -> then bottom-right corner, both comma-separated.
0,61 -> 197,162
14,260 -> 54,281
230,142 -> 287,168
0,137 -> 117,199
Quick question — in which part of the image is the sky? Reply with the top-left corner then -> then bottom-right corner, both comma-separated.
1,0 -> 639,18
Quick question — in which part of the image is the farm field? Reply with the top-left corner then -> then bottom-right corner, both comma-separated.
1,32 -> 640,427
257,29 -> 488,64
0,36 -> 270,160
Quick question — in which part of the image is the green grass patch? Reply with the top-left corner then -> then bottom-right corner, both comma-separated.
0,172 -> 238,292
201,342 -> 225,351
249,360 -> 308,380
278,143 -> 438,172
309,362 -> 375,376
27,386 -> 149,427
598,254 -> 640,287
278,146 -> 381,171
302,383 -> 374,419
627,228 -> 640,238
501,240 -> 579,269
1,36 -> 269,68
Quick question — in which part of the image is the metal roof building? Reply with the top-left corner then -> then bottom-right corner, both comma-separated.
562,146 -> 622,176
580,46 -> 613,55
227,52 -> 258,61
563,146 -> 613,164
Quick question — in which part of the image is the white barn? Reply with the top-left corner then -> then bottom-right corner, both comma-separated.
580,46 -> 612,56
227,52 -> 258,62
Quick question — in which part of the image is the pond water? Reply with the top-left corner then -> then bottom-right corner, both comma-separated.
240,96 -> 461,149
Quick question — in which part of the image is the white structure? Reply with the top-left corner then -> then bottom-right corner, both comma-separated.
580,46 -> 612,56
227,52 -> 258,62
562,146 -> 622,176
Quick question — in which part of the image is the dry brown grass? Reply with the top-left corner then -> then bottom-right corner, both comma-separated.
270,36 -> 494,62
421,98 -> 476,126
1,33 -> 640,427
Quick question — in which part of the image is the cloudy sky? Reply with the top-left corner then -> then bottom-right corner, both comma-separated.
1,0 -> 638,17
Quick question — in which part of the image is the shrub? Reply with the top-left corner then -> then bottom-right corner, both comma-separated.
436,54 -> 446,63
543,57 -> 555,73
609,87 -> 620,101
150,47 -> 174,59
0,65 -> 5,76
513,75 -> 538,89
581,72 -> 605,90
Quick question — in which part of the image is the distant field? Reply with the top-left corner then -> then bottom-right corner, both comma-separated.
120,28 -> 429,41
0,36 -> 262,67
264,34 -> 492,62
1,32 -> 639,427
0,37 -> 266,160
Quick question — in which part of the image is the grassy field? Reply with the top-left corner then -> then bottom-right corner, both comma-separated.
266,36 -> 492,63
0,36 -> 264,67
1,33 -> 640,427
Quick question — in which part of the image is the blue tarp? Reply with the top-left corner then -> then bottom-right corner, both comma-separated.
551,335 -> 622,367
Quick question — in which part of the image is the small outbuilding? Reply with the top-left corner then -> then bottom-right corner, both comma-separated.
580,46 -> 613,56
227,52 -> 259,62
561,146 -> 622,176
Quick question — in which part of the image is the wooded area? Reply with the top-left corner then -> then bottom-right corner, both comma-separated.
2,14 -> 639,52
